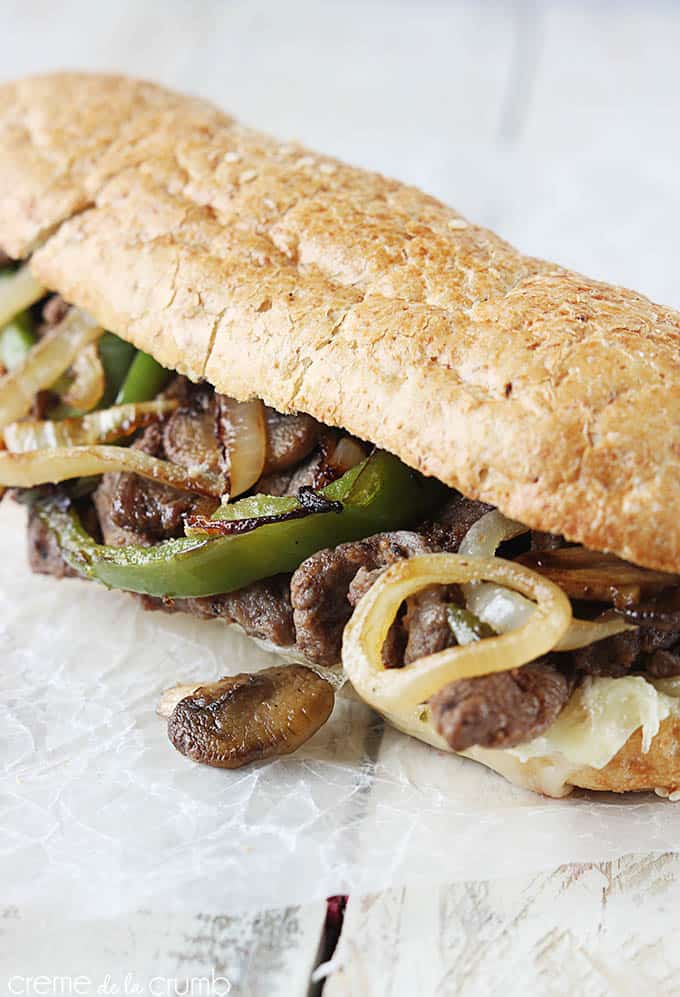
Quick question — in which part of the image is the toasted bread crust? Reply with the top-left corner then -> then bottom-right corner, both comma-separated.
460,714 -> 680,798
0,72 -> 678,573
569,715 -> 680,794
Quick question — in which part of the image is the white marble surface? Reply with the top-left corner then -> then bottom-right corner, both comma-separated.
2,0 -> 679,993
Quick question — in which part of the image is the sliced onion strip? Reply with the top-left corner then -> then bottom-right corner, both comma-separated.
219,397 -> 267,498
3,400 -> 178,452
0,266 -> 45,328
342,552 -> 572,713
556,616 -> 636,651
459,509 -> 528,557
459,509 -> 638,650
61,342 -> 105,411
0,444 -> 223,496
328,436 -> 367,474
0,309 -> 104,434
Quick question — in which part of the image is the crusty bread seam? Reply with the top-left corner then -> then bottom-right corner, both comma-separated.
0,72 -> 677,573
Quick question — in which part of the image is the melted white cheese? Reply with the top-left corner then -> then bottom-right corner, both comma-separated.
511,676 -> 671,767
382,676 -> 680,798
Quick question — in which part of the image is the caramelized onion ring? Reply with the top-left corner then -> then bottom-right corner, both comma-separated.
342,553 -> 572,713
459,509 -> 636,650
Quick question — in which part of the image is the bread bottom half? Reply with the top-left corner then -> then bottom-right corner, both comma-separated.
378,673 -> 680,799
570,719 -> 680,795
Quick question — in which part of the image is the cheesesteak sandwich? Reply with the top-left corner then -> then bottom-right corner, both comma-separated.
1,73 -> 679,798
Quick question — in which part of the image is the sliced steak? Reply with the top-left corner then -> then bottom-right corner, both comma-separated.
256,430 -> 340,497
349,572 -> 458,665
94,473 -> 153,547
104,422 -> 217,542
422,492 -> 494,552
429,656 -> 573,751
347,564 -> 409,667
571,630 -> 641,678
138,575 -> 295,647
402,586 -> 458,664
571,626 -> 680,678
646,648 -> 680,679
162,383 -> 221,475
291,531 -> 434,667
255,452 -> 321,497
27,509 -> 77,579
263,408 -> 322,474
41,294 -> 70,328
531,530 -> 565,551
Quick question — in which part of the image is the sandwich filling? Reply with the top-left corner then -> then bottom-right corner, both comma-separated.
1,270 -> 679,783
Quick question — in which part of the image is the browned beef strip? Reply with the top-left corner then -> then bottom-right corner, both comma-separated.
41,294 -> 70,328
255,451 -> 322,497
27,508 -> 77,579
255,430 -> 341,496
215,394 -> 316,487
429,656 -> 574,751
531,531 -> 565,551
646,648 -> 680,678
347,564 -> 410,667
94,473 -> 154,547
291,531 -> 435,667
571,630 -> 640,677
162,384 -> 221,475
0,248 -> 12,268
104,421 -> 217,542
421,492 -> 494,551
263,408 -> 322,474
351,571 -> 458,666
402,585 -> 459,664
571,627 -> 680,678
137,575 -> 296,647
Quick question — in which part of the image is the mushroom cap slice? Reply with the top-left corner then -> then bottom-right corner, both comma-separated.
167,664 -> 335,768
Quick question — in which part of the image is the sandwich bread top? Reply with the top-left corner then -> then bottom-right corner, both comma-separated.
0,73 -> 678,572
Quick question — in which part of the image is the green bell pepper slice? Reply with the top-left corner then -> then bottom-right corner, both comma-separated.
446,605 -> 496,645
98,333 -> 137,408
0,311 -> 36,371
35,451 -> 447,598
115,350 -> 171,405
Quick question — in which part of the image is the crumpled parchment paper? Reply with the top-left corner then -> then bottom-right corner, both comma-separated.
1,498 -> 678,916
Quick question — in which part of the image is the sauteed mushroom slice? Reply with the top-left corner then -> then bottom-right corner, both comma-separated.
160,665 -> 335,768
517,547 -> 678,607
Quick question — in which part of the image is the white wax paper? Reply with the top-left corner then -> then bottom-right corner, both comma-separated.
1,498 -> 679,916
